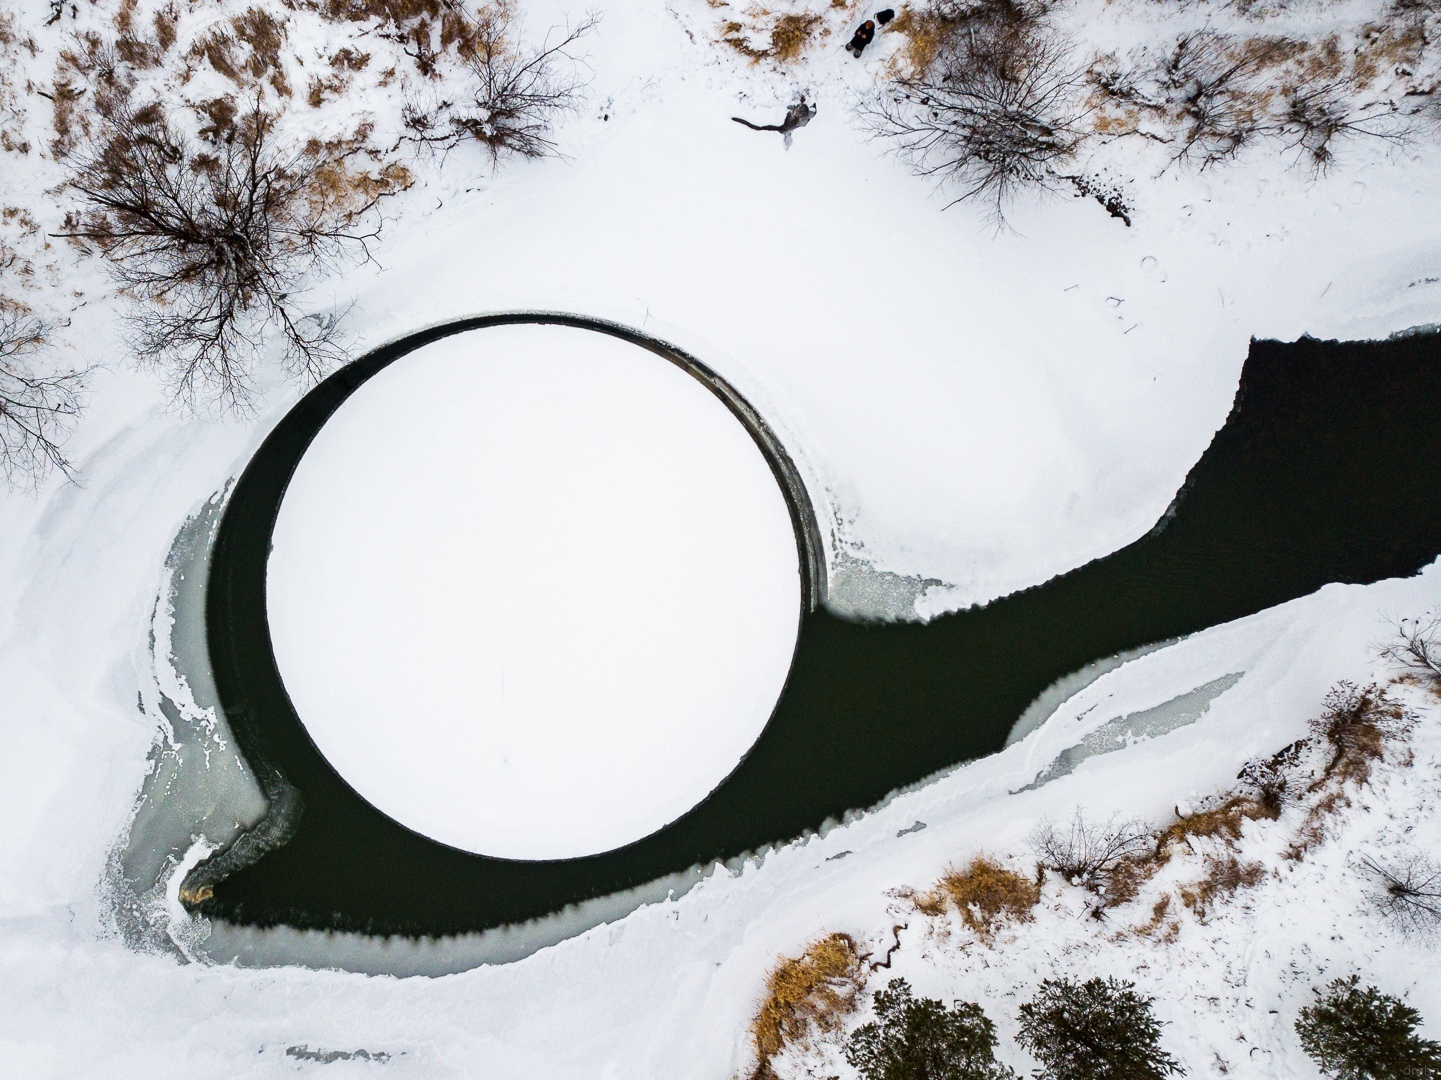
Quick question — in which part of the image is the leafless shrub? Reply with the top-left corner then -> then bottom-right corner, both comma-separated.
1361,852 -> 1441,939
1152,30 -> 1269,167
1031,810 -> 1151,892
1381,613 -> 1441,697
1095,29 -> 1410,173
402,10 -> 595,163
864,0 -> 1084,220
1278,81 -> 1407,174
64,98 -> 399,411
0,306 -> 86,488
1310,681 -> 1416,787
1237,742 -> 1307,815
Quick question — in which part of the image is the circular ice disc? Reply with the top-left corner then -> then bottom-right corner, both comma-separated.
265,324 -> 802,860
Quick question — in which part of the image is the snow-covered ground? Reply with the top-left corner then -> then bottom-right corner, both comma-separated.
2,0 -> 1441,1072
7,528 -> 1441,1075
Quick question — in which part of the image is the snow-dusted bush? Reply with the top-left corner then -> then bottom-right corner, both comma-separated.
1361,853 -> 1441,940
1381,614 -> 1441,698
1236,742 -> 1306,814
1029,810 -> 1151,893
1016,977 -> 1181,1080
845,977 -> 1016,1080
1089,27 -> 1417,174
1295,976 -> 1441,1080
862,0 -> 1086,220
0,304 -> 86,488
402,8 -> 596,163
65,97 -> 402,410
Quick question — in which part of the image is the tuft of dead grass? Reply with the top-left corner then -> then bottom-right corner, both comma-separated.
309,0 -> 495,76
769,13 -> 823,62
884,4 -> 962,75
1131,895 -> 1180,943
1154,795 -> 1277,863
186,8 -> 292,97
1180,854 -> 1265,920
918,855 -> 1041,943
749,933 -> 865,1079
1284,682 -> 1416,860
719,6 -> 826,65
1311,682 -> 1415,788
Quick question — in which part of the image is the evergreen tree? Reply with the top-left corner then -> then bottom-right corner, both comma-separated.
1015,977 -> 1182,1080
845,978 -> 1016,1080
1296,976 -> 1441,1080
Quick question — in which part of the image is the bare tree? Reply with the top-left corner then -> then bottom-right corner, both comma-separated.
1030,809 -> 1151,892
403,11 -> 596,163
1361,853 -> 1441,939
1380,613 -> 1441,695
0,306 -> 86,489
862,3 -> 1085,220
64,98 -> 388,411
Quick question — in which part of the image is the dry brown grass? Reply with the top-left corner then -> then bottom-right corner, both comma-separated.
720,21 -> 766,60
1154,795 -> 1278,863
309,0 -> 493,74
1087,26 -> 1422,168
884,4 -> 964,75
749,933 -> 865,1079
1283,683 -> 1416,860
1131,895 -> 1180,942
187,8 -> 292,97
329,46 -> 372,70
1180,854 -> 1264,920
719,5 -> 827,65
1312,682 -> 1414,788
307,72 -> 351,106
316,0 -> 445,25
153,5 -> 179,53
770,13 -> 823,61
1098,854 -> 1161,909
0,14 -> 37,154
918,855 -> 1041,942
1353,22 -> 1426,89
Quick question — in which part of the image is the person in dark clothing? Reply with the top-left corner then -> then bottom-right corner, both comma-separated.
875,8 -> 896,24
847,19 -> 876,57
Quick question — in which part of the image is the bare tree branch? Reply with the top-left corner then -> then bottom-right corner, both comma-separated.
1030,809 -> 1152,892
1380,612 -> 1441,693
0,307 -> 87,489
64,97 -> 389,412
1361,853 -> 1441,939
403,10 -> 597,164
861,4 -> 1086,223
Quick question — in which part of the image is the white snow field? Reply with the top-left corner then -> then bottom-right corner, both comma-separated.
2,0 -> 1441,1072
267,324 -> 801,859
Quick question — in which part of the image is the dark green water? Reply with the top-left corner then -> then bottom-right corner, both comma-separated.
203,326 -> 1441,937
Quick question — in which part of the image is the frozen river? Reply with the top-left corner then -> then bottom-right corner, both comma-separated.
195,324 -> 1441,945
